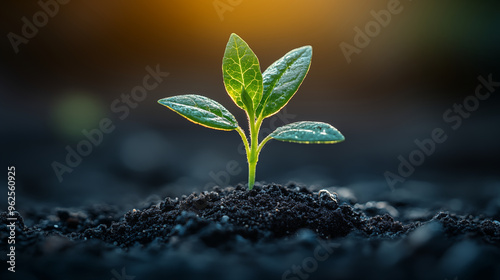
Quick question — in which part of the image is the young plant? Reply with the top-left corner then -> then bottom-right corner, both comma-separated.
158,33 -> 345,190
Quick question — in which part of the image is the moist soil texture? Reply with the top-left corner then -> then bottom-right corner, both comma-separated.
1,183 -> 500,280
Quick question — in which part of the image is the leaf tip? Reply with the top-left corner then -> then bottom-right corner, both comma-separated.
229,33 -> 241,41
157,98 -> 169,106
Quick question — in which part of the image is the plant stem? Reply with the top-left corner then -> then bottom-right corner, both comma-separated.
235,126 -> 250,155
247,115 -> 263,190
248,159 -> 257,190
257,134 -> 272,155
238,112 -> 268,190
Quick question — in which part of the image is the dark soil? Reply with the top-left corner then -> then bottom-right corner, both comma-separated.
1,183 -> 500,280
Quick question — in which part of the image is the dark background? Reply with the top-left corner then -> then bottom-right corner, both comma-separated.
1,0 -> 499,209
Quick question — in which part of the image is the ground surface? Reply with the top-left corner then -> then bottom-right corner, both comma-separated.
1,183 -> 500,280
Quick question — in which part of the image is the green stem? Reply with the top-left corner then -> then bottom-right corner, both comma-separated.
248,159 -> 257,190
247,113 -> 263,190
257,134 -> 272,155
238,113 -> 269,190
235,126 -> 250,156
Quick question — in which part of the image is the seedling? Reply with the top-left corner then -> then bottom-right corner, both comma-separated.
158,33 -> 345,190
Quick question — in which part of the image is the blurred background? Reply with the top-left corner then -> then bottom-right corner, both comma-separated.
1,0 -> 499,209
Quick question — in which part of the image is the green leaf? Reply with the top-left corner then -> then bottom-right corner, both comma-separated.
158,94 -> 238,131
256,46 -> 312,118
222,33 -> 263,110
240,87 -> 254,115
269,121 -> 344,144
